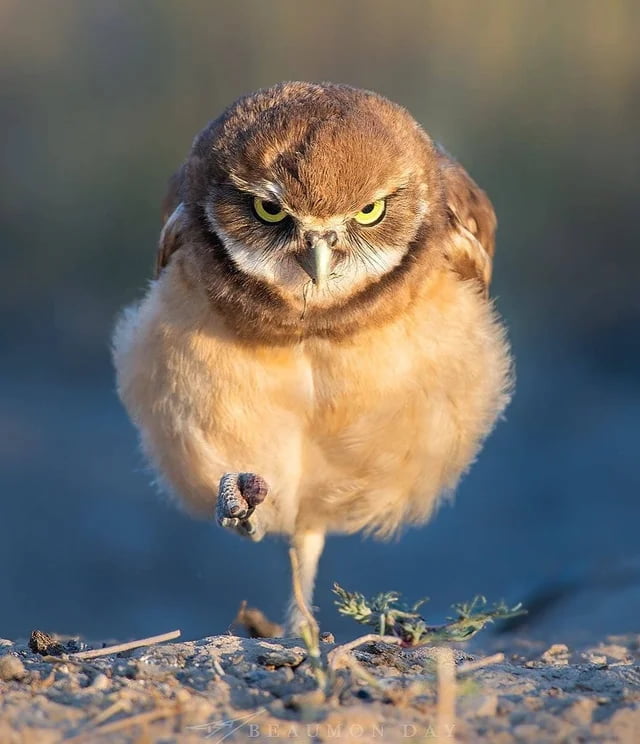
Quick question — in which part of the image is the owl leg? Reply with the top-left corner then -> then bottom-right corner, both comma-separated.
286,530 -> 326,635
216,472 -> 269,541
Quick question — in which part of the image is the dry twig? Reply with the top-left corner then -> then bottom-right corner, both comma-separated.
68,706 -> 180,742
457,652 -> 504,674
327,633 -> 403,667
234,600 -> 282,638
70,630 -> 181,660
436,647 -> 456,739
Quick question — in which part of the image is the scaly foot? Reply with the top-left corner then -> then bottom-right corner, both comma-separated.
216,472 -> 269,541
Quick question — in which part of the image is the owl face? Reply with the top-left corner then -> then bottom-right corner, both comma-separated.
181,83 -> 446,311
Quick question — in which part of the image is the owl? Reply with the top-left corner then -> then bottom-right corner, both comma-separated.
113,82 -> 512,632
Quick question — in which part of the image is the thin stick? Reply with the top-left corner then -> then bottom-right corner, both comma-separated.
332,653 -> 381,689
211,656 -> 226,677
327,633 -> 402,667
457,652 -> 504,674
68,706 -> 179,742
326,633 -> 404,698
42,655 -> 83,665
436,647 -> 456,739
70,630 -> 181,660
88,699 -> 130,728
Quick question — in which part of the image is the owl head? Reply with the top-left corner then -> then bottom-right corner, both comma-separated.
159,82 -> 495,341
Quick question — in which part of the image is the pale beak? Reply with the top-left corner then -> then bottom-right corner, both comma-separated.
296,232 -> 336,291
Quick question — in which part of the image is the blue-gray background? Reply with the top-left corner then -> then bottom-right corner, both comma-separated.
1,1 -> 638,645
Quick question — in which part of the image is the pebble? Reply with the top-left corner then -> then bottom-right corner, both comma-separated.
90,673 -> 110,690
541,644 -> 570,666
582,652 -> 608,668
0,655 -> 27,681
512,723 -> 541,739
257,647 -> 306,668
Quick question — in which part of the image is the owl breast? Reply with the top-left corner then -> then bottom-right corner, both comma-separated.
297,295 -> 509,537
114,255 -> 510,539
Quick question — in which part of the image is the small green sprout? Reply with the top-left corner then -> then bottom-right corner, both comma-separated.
333,583 -> 525,645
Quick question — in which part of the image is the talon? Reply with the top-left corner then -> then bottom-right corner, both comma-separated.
243,520 -> 256,536
218,516 -> 239,530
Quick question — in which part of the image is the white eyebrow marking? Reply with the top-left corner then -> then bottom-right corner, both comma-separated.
262,181 -> 284,201
227,174 -> 287,205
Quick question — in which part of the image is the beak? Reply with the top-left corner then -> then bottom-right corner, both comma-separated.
295,234 -> 334,291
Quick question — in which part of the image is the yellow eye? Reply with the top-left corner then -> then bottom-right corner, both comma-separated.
252,197 -> 288,224
354,199 -> 386,226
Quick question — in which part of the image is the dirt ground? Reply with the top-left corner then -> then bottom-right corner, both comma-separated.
1,631 -> 639,743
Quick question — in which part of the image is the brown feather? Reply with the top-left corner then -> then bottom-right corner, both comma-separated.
436,146 -> 497,292
156,166 -> 186,278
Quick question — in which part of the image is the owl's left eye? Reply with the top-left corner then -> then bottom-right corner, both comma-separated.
354,199 -> 386,226
252,197 -> 288,224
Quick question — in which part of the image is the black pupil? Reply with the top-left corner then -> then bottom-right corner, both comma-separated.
262,200 -> 281,215
361,203 -> 375,214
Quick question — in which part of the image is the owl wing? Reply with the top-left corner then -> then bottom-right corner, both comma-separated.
155,167 -> 186,278
436,146 -> 497,292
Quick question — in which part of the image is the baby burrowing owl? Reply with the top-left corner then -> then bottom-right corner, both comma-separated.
113,82 -> 512,631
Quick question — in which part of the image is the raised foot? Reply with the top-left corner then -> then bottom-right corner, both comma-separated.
216,472 -> 269,541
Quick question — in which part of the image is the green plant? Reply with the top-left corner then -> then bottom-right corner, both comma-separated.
333,584 -> 525,645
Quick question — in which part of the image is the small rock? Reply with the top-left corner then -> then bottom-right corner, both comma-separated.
512,723 -> 541,739
522,695 -> 544,712
90,673 -> 110,690
320,632 -> 335,644
606,706 -> 640,739
563,697 -> 598,725
111,659 -> 138,679
0,655 -> 27,681
594,643 -> 632,662
244,665 -> 294,694
582,652 -> 608,668
28,630 -> 65,656
541,643 -> 570,666
284,688 -> 327,710
136,661 -> 171,681
257,646 -> 306,668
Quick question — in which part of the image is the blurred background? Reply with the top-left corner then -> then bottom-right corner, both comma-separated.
1,0 -> 638,646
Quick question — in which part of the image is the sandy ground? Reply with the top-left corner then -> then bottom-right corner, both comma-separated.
1,631 -> 639,743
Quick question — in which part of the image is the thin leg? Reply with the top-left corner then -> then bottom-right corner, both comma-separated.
286,530 -> 326,635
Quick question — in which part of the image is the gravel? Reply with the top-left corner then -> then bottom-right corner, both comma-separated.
0,632 -> 639,742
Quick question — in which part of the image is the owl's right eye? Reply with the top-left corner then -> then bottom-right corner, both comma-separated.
252,197 -> 288,224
